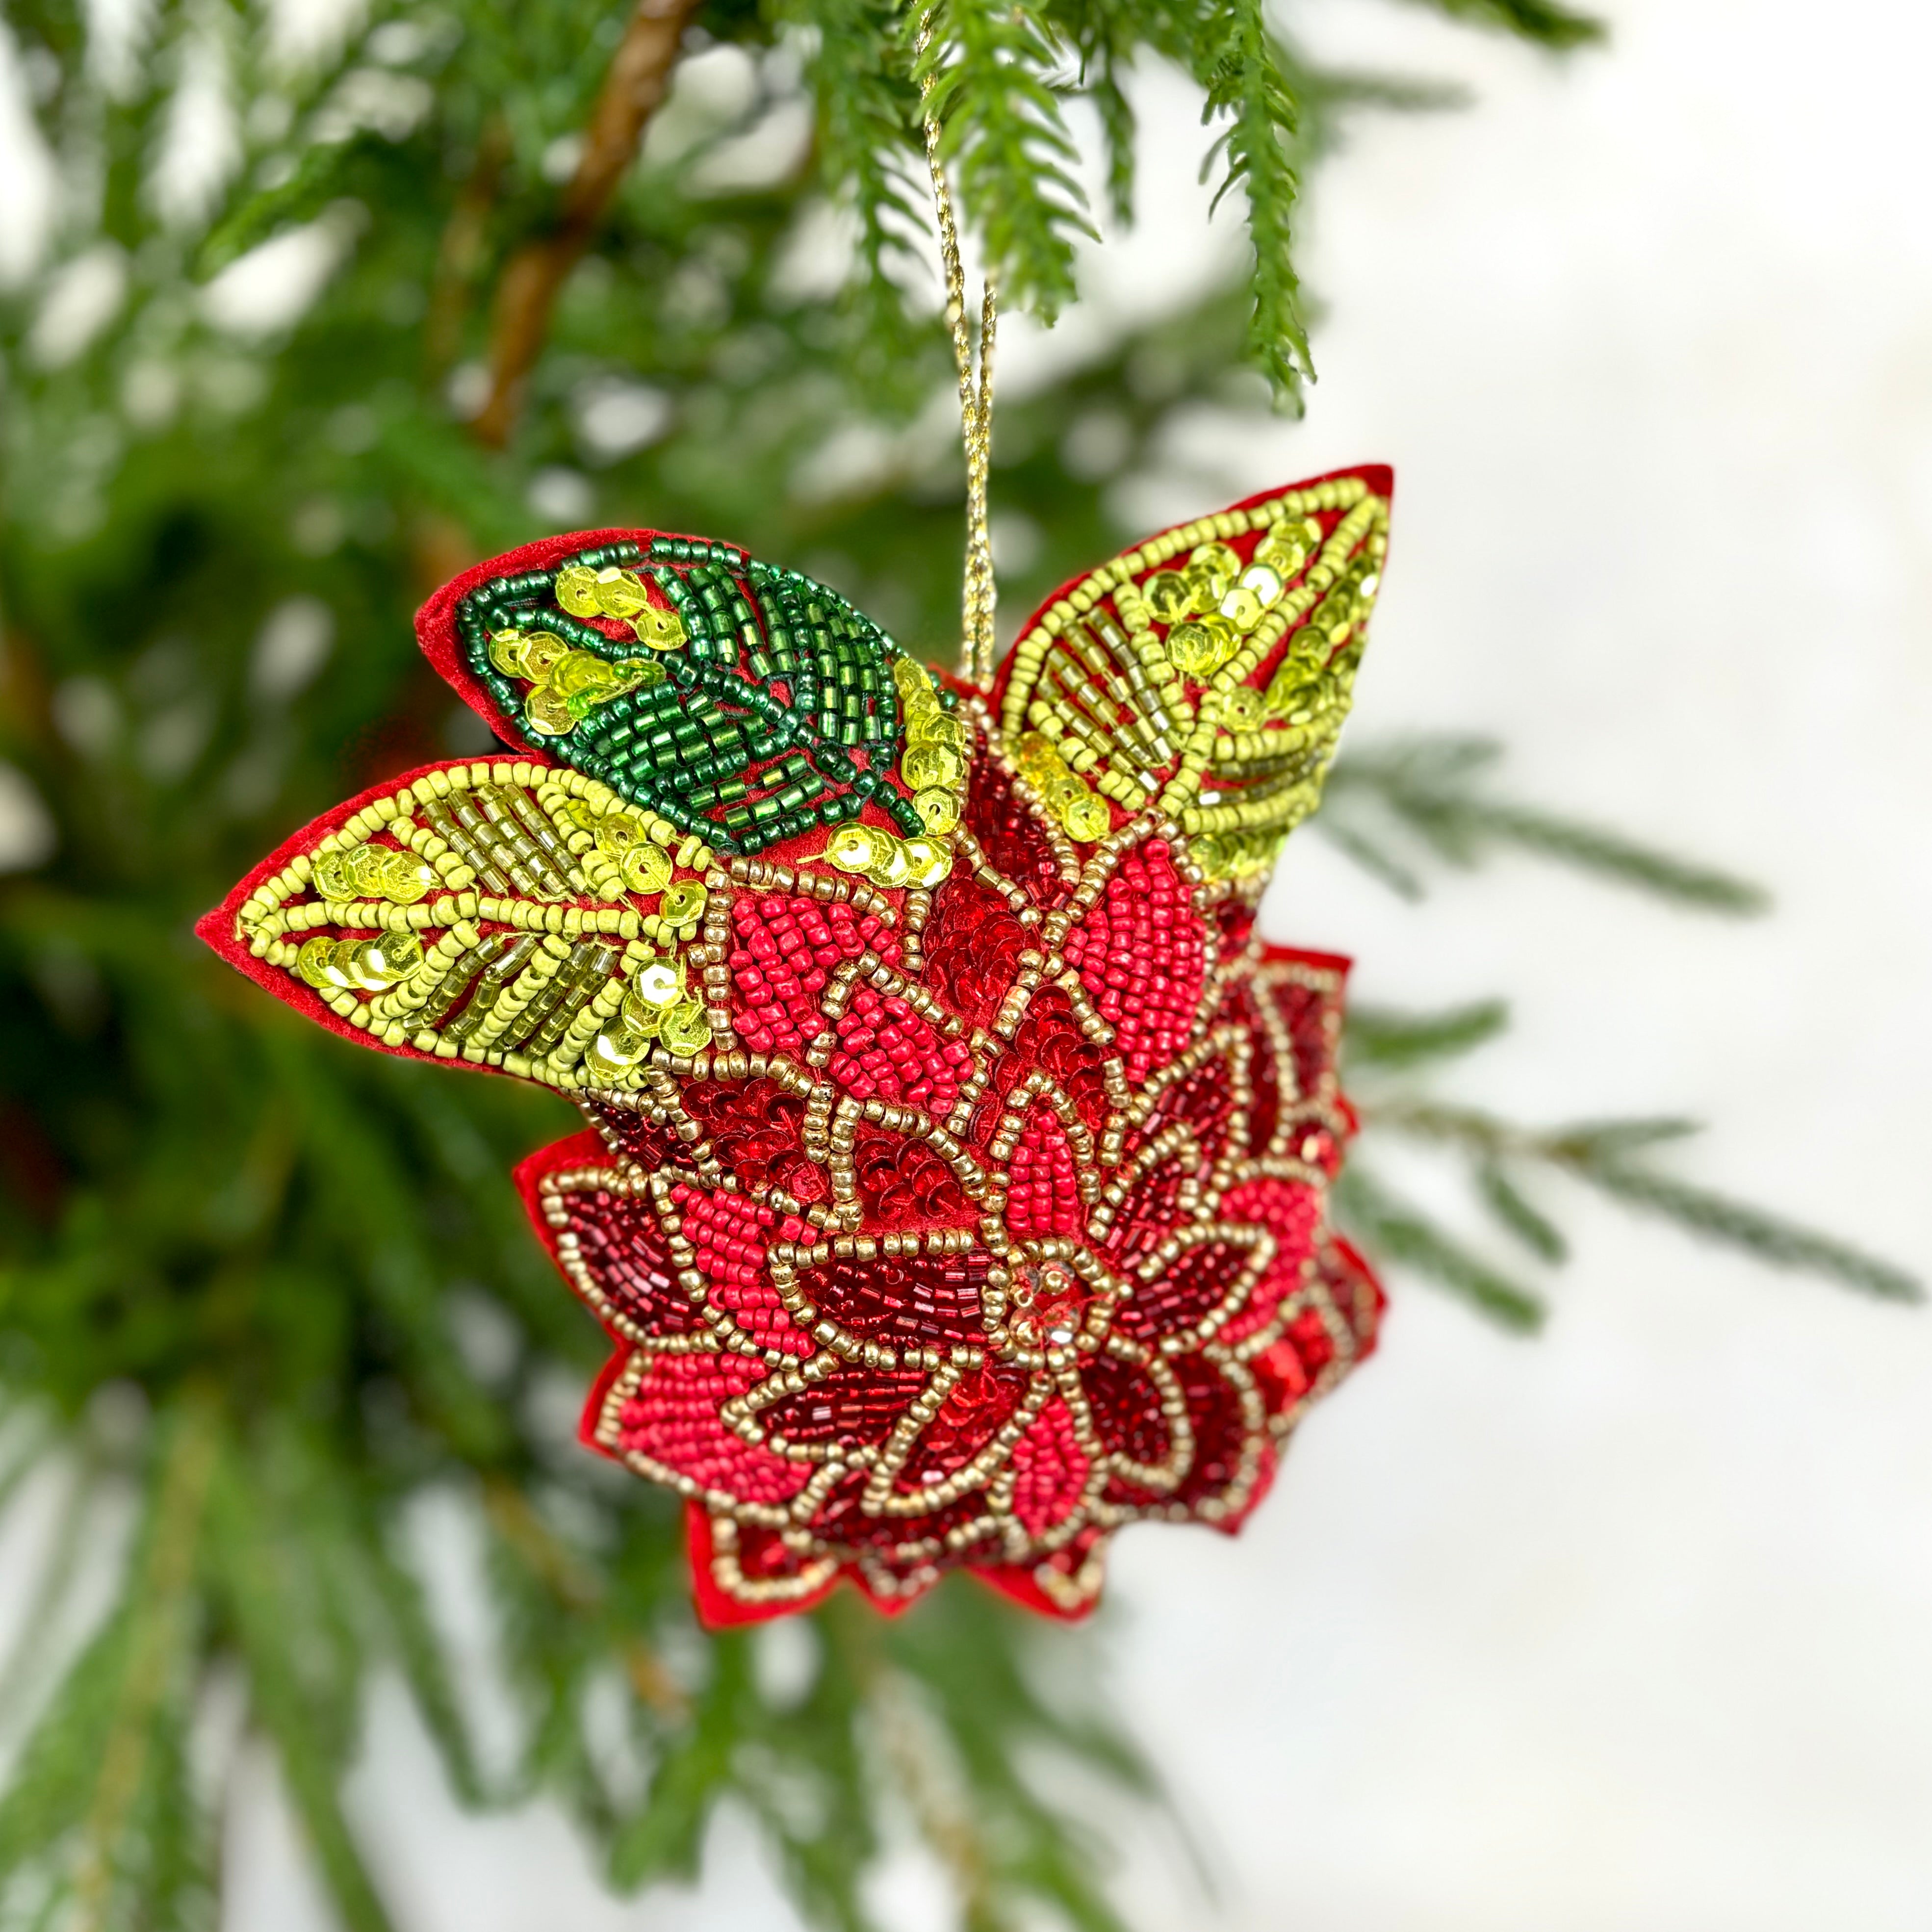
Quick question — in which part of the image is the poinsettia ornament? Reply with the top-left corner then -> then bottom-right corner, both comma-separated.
201,464 -> 1391,1623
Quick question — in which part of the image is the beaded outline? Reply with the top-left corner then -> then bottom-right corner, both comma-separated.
196,755 -> 721,1085
990,461 -> 1392,879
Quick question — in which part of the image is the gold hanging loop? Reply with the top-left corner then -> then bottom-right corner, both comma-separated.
917,13 -> 998,686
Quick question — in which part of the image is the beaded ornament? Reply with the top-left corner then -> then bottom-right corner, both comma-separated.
201,467 -> 1389,1623
201,79 -> 1387,1622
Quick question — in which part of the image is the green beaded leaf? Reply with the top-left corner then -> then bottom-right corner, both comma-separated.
456,537 -> 931,857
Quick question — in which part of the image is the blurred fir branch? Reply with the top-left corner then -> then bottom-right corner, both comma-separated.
0,1 -> 1911,1929
1340,1001 -> 1922,1332
1321,737 -> 1771,910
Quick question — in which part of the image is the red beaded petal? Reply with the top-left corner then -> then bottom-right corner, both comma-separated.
207,466 -> 1393,1628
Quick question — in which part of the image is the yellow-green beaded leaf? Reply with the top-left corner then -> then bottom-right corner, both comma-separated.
200,756 -> 722,1094
995,468 -> 1392,880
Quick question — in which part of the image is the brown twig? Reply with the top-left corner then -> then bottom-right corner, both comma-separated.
830,1597 -> 1002,1928
470,0 -> 700,449
425,116 -> 512,373
480,1476 -> 690,1720
72,1390 -> 222,1931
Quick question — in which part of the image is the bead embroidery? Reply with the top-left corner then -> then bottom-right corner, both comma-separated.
995,474 -> 1389,879
201,464 -> 1391,1623
529,732 -> 1380,1614
225,759 -> 717,1089
454,538 -> 926,856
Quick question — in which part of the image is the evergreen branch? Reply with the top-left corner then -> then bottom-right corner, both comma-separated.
1365,1101 -> 1922,1303
362,1516 -> 490,1807
198,134 -> 384,277
1542,1115 -> 1704,1159
1316,820 -> 1427,897
1468,800 -> 1769,909
1345,999 -> 1509,1070
206,1437 -> 397,1932
0,1459 -> 100,1738
261,1028 -> 509,1463
69,1392 -> 218,1932
609,1639 -> 749,1888
473,0 -> 703,447
834,1604 -> 1001,1931
424,117 -> 513,373
1323,736 -> 1770,912
1091,55 -> 1137,230
481,1477 -> 690,1722
791,0 -> 929,340
1191,0 -> 1312,397
1042,0 -> 1153,228
880,1587 -> 1152,1931
1578,1164 -> 1922,1304
0,1395 -> 218,1930
913,0 -> 1098,319
1334,1168 -> 1546,1330
1477,1162 -> 1568,1263
1295,65 -> 1470,124
1399,0 -> 1605,50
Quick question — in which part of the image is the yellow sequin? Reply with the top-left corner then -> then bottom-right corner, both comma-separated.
1165,617 -> 1237,677
827,824 -> 884,874
901,744 -> 962,791
554,566 -> 602,618
630,959 -> 684,1008
621,841 -> 673,895
914,788 -> 960,835
631,604 -> 687,652
660,880 -> 707,929
591,567 -> 653,618
866,840 -> 912,889
1060,792 -> 1110,842
1143,571 -> 1194,624
658,1000 -> 711,1055
899,837 -> 953,887
524,687 -> 576,736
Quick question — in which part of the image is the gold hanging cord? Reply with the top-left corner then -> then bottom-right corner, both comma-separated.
917,14 -> 997,686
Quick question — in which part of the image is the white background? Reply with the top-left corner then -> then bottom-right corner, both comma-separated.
8,0 -> 1932,1924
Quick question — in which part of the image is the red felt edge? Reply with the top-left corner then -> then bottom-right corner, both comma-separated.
192,753 -> 560,1069
1329,1234 -> 1388,1365
985,460 -> 1394,716
513,1128 -> 612,1251
415,525 -> 750,751
579,1346 -> 636,1457
412,466 -> 1393,748
685,1502 -> 845,1630
971,1561 -> 1099,1623
1259,941 -> 1353,979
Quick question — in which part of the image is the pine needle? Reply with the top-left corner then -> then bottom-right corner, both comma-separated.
1324,737 -> 1770,912
1578,1165 -> 1922,1304
1346,1000 -> 1510,1070
1335,1170 -> 1546,1331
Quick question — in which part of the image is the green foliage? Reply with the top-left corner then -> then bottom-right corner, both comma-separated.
914,0 -> 1097,320
1404,0 -> 1605,50
1190,0 -> 1313,395
1322,737 -> 1771,909
1341,1007 -> 1923,1330
0,0 -> 1910,1928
